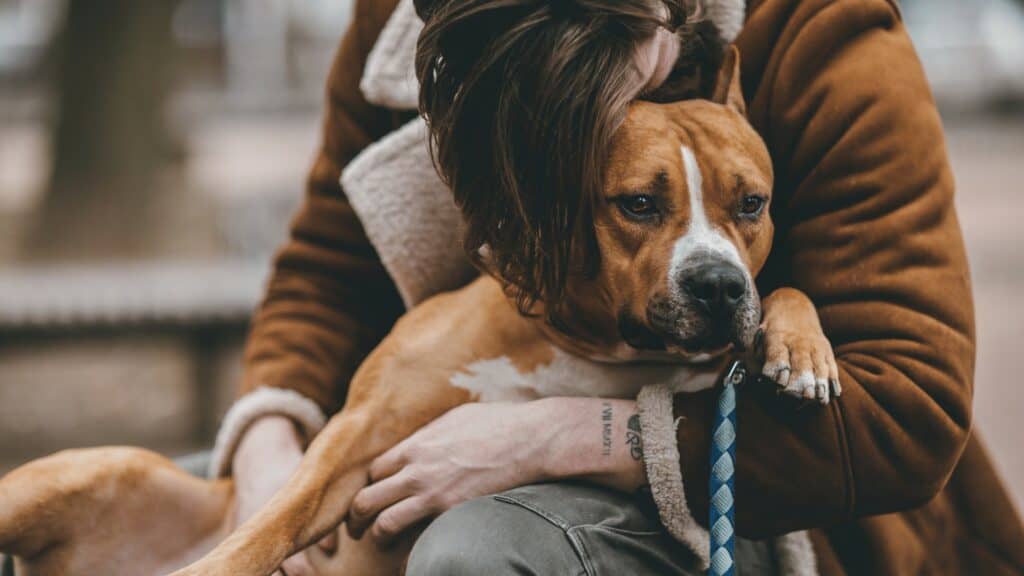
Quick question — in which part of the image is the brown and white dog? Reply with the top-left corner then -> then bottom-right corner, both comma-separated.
0,48 -> 837,576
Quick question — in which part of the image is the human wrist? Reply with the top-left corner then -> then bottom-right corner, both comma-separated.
232,415 -> 304,483
210,387 -> 326,478
534,397 -> 646,491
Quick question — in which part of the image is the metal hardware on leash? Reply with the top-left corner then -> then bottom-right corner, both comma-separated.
709,360 -> 745,576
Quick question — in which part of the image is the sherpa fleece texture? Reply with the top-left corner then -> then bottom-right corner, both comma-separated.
341,118 -> 477,308
208,387 -> 326,479
360,0 -> 421,110
359,0 -> 750,113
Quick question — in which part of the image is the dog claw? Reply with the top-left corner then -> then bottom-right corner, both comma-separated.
815,379 -> 830,404
762,362 -> 791,388
764,363 -> 838,405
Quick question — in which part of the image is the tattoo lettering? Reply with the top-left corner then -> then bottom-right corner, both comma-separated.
625,413 -> 643,461
601,402 -> 613,456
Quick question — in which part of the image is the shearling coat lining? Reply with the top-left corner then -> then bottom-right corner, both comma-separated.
208,387 -> 326,479
637,382 -> 711,567
341,118 -> 476,308
360,0 -> 421,110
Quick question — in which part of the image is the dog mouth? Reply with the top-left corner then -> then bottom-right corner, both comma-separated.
617,289 -> 762,360
617,312 -> 743,360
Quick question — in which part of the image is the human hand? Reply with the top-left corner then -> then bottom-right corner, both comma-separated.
346,397 -> 644,544
233,415 -> 339,575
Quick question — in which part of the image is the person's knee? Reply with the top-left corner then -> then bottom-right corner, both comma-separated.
406,497 -> 513,575
405,494 -> 570,576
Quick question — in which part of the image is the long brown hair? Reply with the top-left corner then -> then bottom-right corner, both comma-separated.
415,0 -> 719,328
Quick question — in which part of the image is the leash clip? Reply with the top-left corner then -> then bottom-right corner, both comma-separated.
723,360 -> 746,387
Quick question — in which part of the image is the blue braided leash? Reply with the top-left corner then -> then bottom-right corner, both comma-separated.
709,361 -> 745,576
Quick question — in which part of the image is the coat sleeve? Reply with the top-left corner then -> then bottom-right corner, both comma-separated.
209,0 -> 406,476
643,0 -> 975,538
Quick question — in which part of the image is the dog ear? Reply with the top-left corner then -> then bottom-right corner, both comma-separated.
712,45 -> 746,116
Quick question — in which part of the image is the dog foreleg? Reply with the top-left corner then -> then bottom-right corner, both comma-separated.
171,377 -> 472,576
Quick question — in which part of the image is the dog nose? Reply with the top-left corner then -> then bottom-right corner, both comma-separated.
682,264 -> 747,317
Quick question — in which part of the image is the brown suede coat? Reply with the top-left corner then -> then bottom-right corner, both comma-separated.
239,0 -> 1024,573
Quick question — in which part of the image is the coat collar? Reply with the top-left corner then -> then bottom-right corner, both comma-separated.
360,0 -> 749,109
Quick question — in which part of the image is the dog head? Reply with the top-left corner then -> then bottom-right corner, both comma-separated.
557,48 -> 774,362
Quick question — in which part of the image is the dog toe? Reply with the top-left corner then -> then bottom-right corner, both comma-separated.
815,378 -> 830,404
762,361 -> 791,388
792,371 -> 816,400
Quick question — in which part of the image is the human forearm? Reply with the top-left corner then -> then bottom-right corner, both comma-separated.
232,415 -> 342,572
534,397 -> 648,493
233,416 -> 305,519
347,398 -> 649,542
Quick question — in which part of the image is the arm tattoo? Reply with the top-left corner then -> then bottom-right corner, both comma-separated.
625,413 -> 643,461
601,402 -> 613,457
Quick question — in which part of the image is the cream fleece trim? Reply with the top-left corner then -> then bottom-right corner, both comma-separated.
207,387 -> 327,479
638,382 -> 711,568
775,531 -> 819,576
637,382 -> 818,575
360,0 -> 748,110
341,117 -> 477,308
704,0 -> 747,44
361,0 -> 421,109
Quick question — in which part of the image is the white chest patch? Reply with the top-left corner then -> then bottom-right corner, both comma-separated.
450,347 -> 718,403
668,145 -> 750,292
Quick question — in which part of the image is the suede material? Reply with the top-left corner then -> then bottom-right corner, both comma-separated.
672,0 -> 1024,573
239,0 -> 1024,574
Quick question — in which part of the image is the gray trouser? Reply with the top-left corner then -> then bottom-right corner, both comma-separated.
407,481 -> 777,576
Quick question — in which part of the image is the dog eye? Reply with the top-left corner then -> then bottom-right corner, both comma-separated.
617,195 -> 659,219
739,195 -> 766,217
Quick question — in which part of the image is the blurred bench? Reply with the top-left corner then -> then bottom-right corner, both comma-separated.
0,260 -> 267,329
0,260 -> 269,447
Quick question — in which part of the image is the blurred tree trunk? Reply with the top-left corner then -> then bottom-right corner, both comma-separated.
22,0 -> 182,261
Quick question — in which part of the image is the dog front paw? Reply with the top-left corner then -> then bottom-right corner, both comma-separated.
758,289 -> 840,405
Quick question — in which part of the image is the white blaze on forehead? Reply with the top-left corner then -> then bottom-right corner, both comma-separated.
669,145 -> 748,292
682,146 -> 711,236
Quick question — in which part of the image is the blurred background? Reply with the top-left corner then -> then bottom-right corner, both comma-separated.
0,0 -> 1021,514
